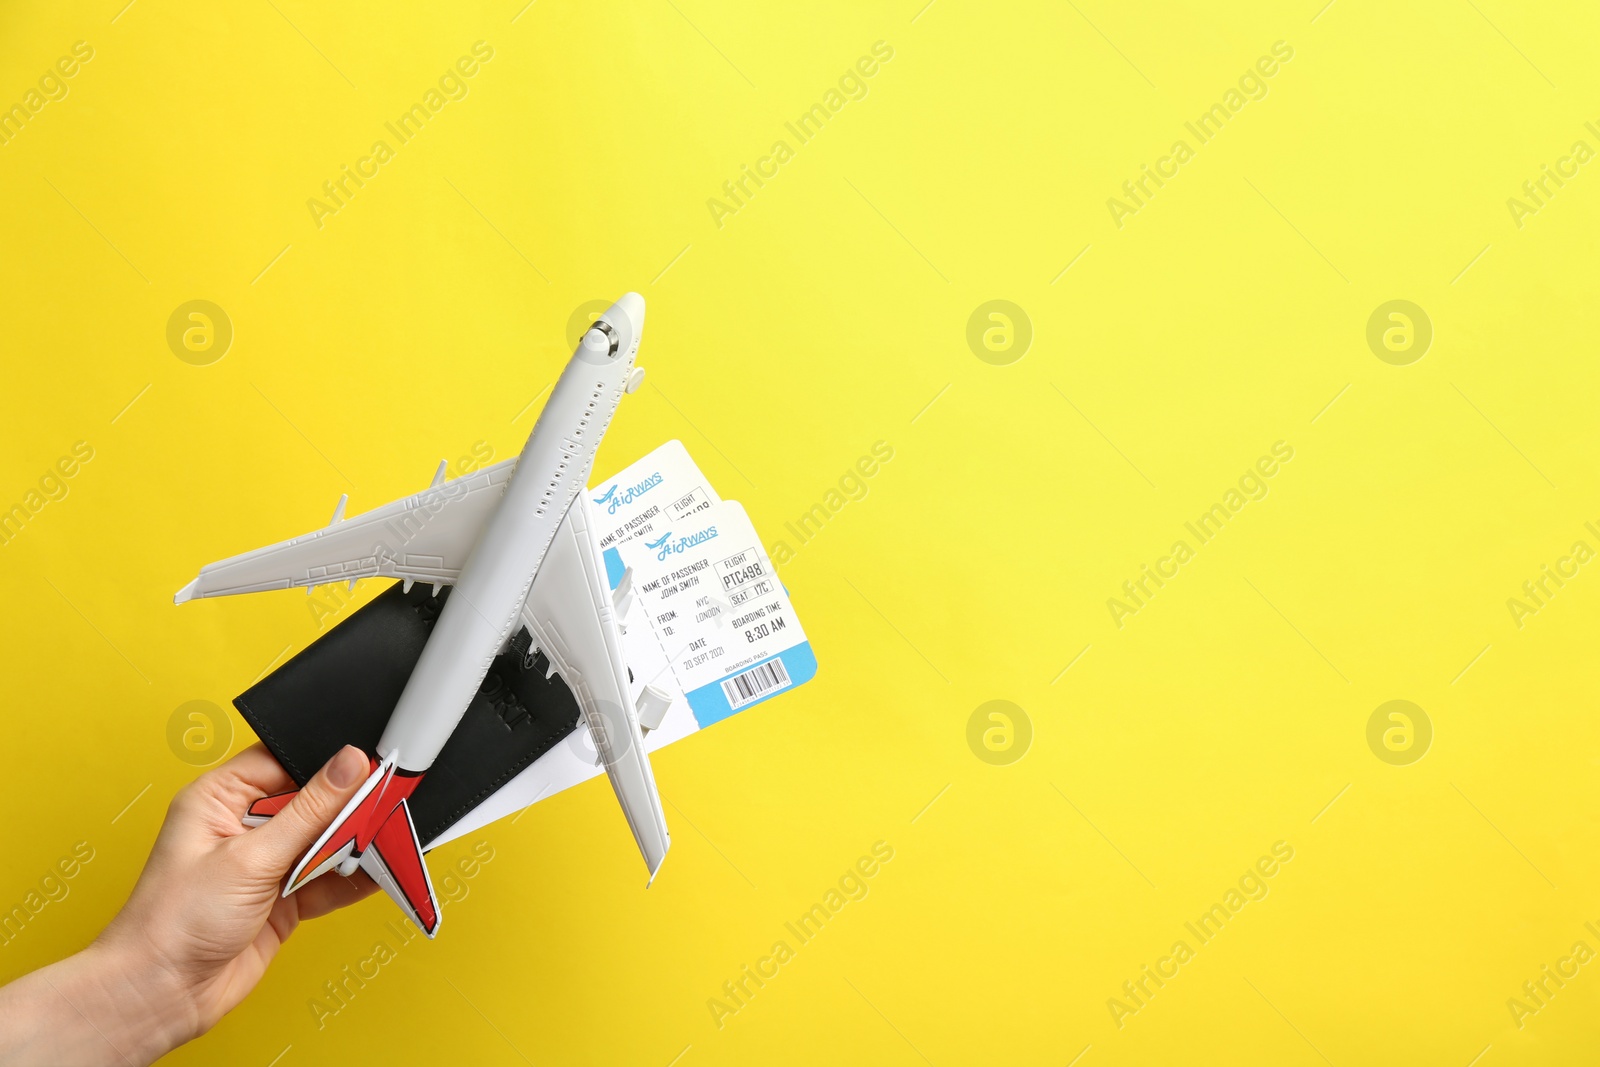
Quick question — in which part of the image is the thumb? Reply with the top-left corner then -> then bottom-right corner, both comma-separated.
241,745 -> 371,876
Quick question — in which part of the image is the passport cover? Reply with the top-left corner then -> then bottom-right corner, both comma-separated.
233,582 -> 582,846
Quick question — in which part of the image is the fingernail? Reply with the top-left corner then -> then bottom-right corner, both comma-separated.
328,746 -> 364,788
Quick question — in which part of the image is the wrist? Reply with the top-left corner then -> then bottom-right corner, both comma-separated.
0,939 -> 195,1067
70,937 -> 201,1063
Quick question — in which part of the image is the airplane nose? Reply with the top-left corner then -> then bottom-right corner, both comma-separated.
575,292 -> 645,365
606,292 -> 645,336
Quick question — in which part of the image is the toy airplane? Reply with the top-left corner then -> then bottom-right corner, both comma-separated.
175,293 -> 668,938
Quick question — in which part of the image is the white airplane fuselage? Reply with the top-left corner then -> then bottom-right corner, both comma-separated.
379,301 -> 641,773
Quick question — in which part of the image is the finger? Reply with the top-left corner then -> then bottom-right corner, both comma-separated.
188,743 -> 296,813
294,869 -> 380,921
210,742 -> 297,797
163,743 -> 299,845
239,745 -> 370,875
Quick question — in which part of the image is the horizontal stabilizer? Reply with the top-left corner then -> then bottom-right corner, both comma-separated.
283,759 -> 388,896
243,789 -> 297,827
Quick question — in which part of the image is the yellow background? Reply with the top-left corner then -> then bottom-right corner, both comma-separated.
2,0 -> 1599,1063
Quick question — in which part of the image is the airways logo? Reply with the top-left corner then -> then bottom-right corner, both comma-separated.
593,472 -> 663,515
649,526 -> 718,561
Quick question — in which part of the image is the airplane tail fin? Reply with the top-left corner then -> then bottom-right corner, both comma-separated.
246,757 -> 441,938
359,799 -> 441,937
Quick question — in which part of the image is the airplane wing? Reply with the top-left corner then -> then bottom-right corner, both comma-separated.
519,496 -> 672,879
175,459 -> 516,603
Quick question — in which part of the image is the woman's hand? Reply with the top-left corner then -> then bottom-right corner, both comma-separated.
0,744 -> 377,1066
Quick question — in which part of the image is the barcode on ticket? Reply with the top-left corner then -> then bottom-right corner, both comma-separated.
720,658 -> 792,709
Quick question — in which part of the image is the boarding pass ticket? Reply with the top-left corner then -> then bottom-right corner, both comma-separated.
586,439 -> 815,727
605,498 -> 815,728
588,439 -> 721,552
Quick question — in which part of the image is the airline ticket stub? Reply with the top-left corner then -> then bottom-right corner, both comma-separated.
587,439 -> 720,552
605,499 -> 816,729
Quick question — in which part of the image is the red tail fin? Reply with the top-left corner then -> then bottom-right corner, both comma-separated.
246,758 -> 439,936
360,800 -> 441,937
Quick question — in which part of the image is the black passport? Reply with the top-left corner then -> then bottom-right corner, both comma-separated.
232,583 -> 582,846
